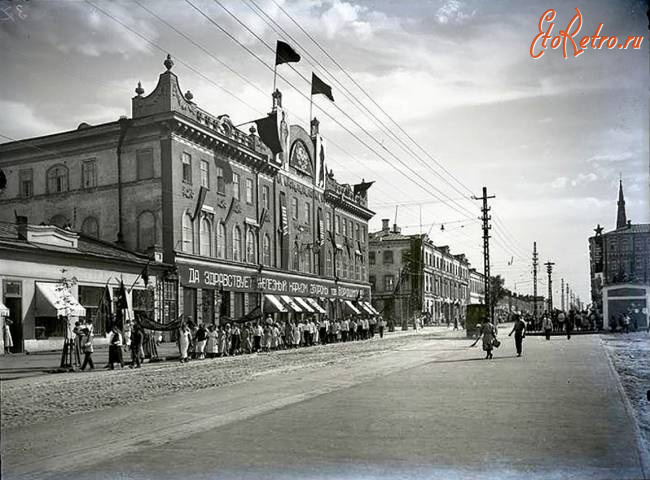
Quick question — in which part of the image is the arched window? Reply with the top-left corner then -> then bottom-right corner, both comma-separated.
81,216 -> 99,238
49,214 -> 69,228
182,213 -> 194,253
216,222 -> 226,259
262,234 -> 271,266
326,250 -> 333,277
246,229 -> 256,263
137,211 -> 156,251
47,165 -> 69,193
200,218 -> 212,256
232,226 -> 242,261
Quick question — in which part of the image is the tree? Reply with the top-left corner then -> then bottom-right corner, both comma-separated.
489,275 -> 507,320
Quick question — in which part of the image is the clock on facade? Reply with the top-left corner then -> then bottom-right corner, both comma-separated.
289,140 -> 313,177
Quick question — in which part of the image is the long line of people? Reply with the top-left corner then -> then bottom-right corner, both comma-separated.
176,315 -> 387,363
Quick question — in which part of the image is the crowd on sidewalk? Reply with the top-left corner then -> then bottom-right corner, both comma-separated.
175,315 -> 388,363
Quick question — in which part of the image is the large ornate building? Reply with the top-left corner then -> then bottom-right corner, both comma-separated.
368,219 -> 472,324
0,56 -> 375,341
588,180 -> 649,329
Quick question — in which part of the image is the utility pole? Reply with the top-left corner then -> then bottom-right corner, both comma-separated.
473,187 -> 496,323
566,282 -> 570,311
545,261 -> 555,312
532,242 -> 539,322
560,278 -> 565,311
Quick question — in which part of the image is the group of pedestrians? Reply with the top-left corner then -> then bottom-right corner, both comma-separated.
175,315 -> 388,363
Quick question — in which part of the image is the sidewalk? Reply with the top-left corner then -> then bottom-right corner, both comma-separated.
0,325 -> 465,381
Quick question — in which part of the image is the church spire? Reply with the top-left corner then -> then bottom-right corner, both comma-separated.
616,175 -> 627,229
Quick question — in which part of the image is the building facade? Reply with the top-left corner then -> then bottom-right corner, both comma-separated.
0,56 -> 375,333
0,220 -> 167,352
468,268 -> 485,305
588,180 -> 649,328
368,220 -> 471,325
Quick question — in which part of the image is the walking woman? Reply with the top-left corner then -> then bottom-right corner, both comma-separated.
206,324 -> 218,358
178,324 -> 191,363
3,318 -> 14,354
472,320 -> 498,359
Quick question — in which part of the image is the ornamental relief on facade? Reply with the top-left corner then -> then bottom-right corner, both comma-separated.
181,184 -> 194,199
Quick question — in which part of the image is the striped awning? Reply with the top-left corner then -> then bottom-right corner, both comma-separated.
358,302 -> 374,315
306,298 -> 327,314
344,300 -> 361,315
293,297 -> 315,313
363,301 -> 379,315
280,295 -> 303,313
264,294 -> 288,313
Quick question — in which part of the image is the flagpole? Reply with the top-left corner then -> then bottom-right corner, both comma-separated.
272,63 -> 278,109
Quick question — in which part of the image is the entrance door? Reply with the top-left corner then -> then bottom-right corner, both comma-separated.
4,280 -> 23,353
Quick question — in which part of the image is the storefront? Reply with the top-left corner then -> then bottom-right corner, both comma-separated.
0,223 -> 168,353
176,260 -> 372,325
602,283 -> 649,330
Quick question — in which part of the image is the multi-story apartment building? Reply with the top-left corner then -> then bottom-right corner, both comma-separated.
0,56 -> 375,341
369,220 -> 471,325
468,268 -> 485,305
588,180 -> 649,329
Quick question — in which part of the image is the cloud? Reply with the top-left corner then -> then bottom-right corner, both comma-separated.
587,152 -> 634,163
570,172 -> 598,187
435,0 -> 475,25
0,99 -> 61,140
551,177 -> 569,189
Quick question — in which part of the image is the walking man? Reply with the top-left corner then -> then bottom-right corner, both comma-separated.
508,315 -> 527,357
80,327 -> 94,371
542,313 -> 553,340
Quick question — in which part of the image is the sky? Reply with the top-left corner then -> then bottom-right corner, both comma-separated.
1,0 -> 648,303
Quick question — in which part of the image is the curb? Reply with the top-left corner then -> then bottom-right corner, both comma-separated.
601,336 -> 650,479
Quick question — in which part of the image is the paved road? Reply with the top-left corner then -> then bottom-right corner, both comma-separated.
2,331 -> 647,480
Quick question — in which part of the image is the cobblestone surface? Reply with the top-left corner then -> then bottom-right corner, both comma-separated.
1,329 -> 447,429
602,331 -> 650,455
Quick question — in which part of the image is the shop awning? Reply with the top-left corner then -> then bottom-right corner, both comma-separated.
357,302 -> 374,315
0,301 -> 9,317
280,295 -> 303,313
264,294 -> 288,313
344,300 -> 361,315
363,301 -> 379,315
35,282 -> 86,317
293,297 -> 315,313
306,297 -> 327,314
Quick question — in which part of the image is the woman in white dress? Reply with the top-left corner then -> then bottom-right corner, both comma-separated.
4,319 -> 14,354
178,325 -> 191,363
206,324 -> 218,358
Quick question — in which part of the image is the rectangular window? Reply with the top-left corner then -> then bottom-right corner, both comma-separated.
343,219 -> 348,237
19,169 -> 33,198
216,167 -> 225,194
232,172 -> 240,200
78,286 -> 106,335
200,160 -> 209,188
137,148 -> 154,180
304,202 -> 311,224
291,197 -> 298,220
383,250 -> 394,264
327,212 -> 332,232
355,224 -> 359,241
369,251 -> 375,265
384,275 -> 395,291
335,215 -> 340,234
369,275 -> 376,291
262,185 -> 270,209
182,152 -> 192,183
82,160 -> 97,189
245,178 -> 254,204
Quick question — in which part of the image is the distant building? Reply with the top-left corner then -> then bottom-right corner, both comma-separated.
369,219 -> 472,325
588,180 -> 649,329
468,268 -> 485,305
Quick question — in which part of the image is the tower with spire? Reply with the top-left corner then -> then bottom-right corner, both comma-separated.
615,176 -> 627,229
